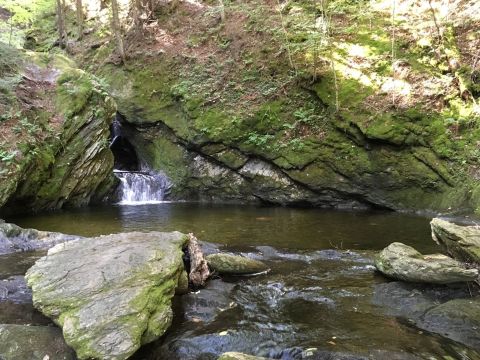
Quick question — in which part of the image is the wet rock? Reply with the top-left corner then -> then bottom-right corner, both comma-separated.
374,242 -> 478,284
0,324 -> 75,360
372,281 -> 474,319
218,352 -> 270,360
373,282 -> 480,349
420,299 -> 480,349
431,218 -> 480,264
0,276 -> 31,303
0,222 -> 79,255
175,270 -> 189,295
206,253 -> 269,275
181,279 -> 236,323
26,231 -> 189,360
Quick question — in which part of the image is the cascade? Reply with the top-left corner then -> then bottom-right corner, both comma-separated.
114,170 -> 171,205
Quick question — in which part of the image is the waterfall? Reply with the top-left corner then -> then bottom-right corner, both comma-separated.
114,170 -> 171,205
110,117 -> 123,146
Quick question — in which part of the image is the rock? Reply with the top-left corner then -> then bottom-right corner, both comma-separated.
374,242 -> 478,284
26,231 -> 189,360
218,352 -> 270,360
0,59 -> 116,213
0,222 -> 79,255
206,253 -> 269,275
175,270 -> 189,295
373,282 -> 480,349
0,276 -> 31,303
0,324 -> 75,360
420,299 -> 480,349
431,218 -> 480,264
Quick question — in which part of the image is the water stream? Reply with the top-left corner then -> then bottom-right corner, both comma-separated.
114,170 -> 171,205
4,204 -> 480,359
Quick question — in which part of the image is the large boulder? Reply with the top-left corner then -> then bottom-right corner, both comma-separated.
374,242 -> 478,284
0,324 -> 75,360
26,231 -> 189,360
431,218 -> 480,264
0,221 -> 79,255
206,253 -> 269,275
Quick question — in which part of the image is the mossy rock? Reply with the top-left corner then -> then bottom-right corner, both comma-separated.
26,231 -> 189,360
206,253 -> 269,275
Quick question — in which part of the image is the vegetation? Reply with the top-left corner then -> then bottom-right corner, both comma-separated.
1,0 -> 480,212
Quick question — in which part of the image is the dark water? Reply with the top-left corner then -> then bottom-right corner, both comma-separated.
3,204 -> 480,359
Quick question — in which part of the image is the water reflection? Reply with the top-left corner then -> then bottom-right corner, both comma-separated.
8,204 -> 436,253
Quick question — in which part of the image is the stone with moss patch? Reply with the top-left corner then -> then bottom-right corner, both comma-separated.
26,231 -> 189,360
206,253 -> 269,275
375,242 -> 478,284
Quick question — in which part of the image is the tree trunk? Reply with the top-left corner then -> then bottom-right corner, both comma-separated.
134,0 -> 142,30
76,0 -> 84,40
111,0 -> 126,63
187,233 -> 210,288
56,0 -> 67,48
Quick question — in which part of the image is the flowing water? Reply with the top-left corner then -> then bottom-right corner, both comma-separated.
114,171 -> 171,204
4,204 -> 480,359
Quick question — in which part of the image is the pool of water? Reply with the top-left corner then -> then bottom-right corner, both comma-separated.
7,203 -> 438,253
3,204 -> 480,359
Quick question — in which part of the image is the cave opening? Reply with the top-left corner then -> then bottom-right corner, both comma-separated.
109,113 -> 139,172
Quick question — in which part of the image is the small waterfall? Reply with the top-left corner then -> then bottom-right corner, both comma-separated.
110,118 -> 123,146
114,170 -> 171,205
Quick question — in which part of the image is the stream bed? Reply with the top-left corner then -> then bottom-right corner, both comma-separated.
3,204 -> 480,359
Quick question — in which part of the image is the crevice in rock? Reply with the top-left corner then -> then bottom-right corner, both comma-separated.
110,112 -> 140,172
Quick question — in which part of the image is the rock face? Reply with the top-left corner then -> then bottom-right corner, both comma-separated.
0,53 -> 116,214
0,221 -> 79,255
206,253 -> 269,275
431,218 -> 480,264
374,242 -> 478,284
26,231 -> 189,360
0,324 -> 76,360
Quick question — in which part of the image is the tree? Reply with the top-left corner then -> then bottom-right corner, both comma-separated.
56,0 -> 67,48
111,0 -> 126,63
76,0 -> 84,40
133,0 -> 143,30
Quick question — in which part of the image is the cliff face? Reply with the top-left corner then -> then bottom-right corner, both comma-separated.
86,0 -> 479,212
0,44 -> 116,213
3,0 -> 480,213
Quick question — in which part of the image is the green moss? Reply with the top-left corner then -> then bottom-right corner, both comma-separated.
56,70 -> 94,118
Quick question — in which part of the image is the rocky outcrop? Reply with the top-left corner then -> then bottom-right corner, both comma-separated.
206,253 -> 269,275
0,324 -> 76,360
431,218 -> 480,264
26,231 -> 189,360
0,221 -> 79,255
0,52 -> 116,214
374,242 -> 478,284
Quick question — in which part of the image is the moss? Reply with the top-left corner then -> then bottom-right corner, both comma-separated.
56,70 -> 94,119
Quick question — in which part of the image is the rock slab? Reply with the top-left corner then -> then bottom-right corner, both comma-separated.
0,222 -> 79,255
431,218 -> 480,264
26,231 -> 189,360
375,242 -> 478,284
206,253 -> 269,275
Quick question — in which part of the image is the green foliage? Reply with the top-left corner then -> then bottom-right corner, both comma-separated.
0,148 -> 16,165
